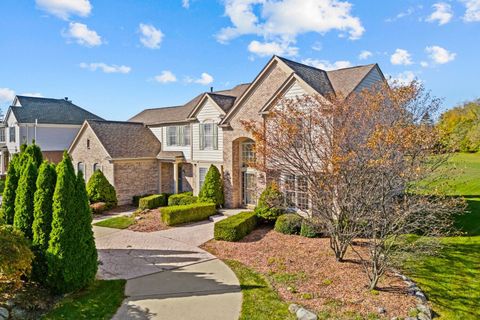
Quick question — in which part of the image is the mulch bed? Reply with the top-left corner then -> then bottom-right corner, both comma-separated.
127,209 -> 170,232
201,227 -> 417,319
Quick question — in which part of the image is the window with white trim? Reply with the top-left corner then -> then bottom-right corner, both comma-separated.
93,163 -> 101,172
283,174 -> 309,210
0,128 -> 5,142
167,125 -> 190,146
9,127 -> 15,143
199,122 -> 218,150
199,167 -> 208,189
241,141 -> 255,167
77,162 -> 85,175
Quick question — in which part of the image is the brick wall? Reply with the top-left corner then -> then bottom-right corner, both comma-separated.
160,162 -> 174,194
113,159 -> 159,205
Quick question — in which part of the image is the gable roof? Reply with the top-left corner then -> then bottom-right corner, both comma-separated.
85,120 -> 161,159
7,96 -> 103,125
326,64 -> 378,98
129,83 -> 250,126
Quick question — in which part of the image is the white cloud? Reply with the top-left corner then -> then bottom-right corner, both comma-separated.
426,3 -> 453,25
21,92 -> 44,98
390,48 -> 413,65
301,58 -> 352,70
186,73 -> 214,85
385,6 -> 419,22
420,61 -> 429,67
217,0 -> 364,53
63,22 -> 102,47
312,42 -> 322,51
358,50 -> 372,60
248,40 -> 298,57
155,71 -> 177,83
139,23 -> 163,49
388,71 -> 417,86
462,0 -> 480,22
36,0 -> 92,20
182,0 -> 190,8
80,62 -> 131,74
425,45 -> 456,64
0,88 -> 16,104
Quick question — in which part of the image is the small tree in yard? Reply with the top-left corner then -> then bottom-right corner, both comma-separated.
198,165 -> 224,207
254,181 -> 284,222
32,161 -> 57,280
24,141 -> 43,168
86,170 -> 117,209
47,152 -> 96,293
0,156 -> 19,225
13,157 -> 38,239
243,81 -> 464,289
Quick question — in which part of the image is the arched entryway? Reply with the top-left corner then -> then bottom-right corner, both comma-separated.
231,137 -> 259,208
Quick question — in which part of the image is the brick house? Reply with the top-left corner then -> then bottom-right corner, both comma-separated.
68,56 -> 385,207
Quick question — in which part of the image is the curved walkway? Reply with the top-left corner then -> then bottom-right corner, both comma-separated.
94,216 -> 242,320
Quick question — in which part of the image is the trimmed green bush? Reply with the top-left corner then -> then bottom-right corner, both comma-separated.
198,165 -> 224,207
0,178 -> 5,194
24,142 -> 43,168
274,214 -> 302,235
0,225 -> 34,290
255,182 -> 284,222
161,203 -> 216,226
31,161 -> 57,281
87,170 -> 117,209
73,171 -> 98,290
300,219 -> 321,238
1,157 -> 19,224
168,192 -> 197,206
214,211 -> 257,241
139,194 -> 168,210
13,158 -> 38,239
47,152 -> 96,293
132,194 -> 153,207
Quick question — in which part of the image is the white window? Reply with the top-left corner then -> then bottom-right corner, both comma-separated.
0,128 -> 5,142
199,167 -> 208,189
167,125 -> 190,146
241,142 -> 255,167
9,127 -> 15,143
199,123 -> 218,150
93,163 -> 101,172
283,174 -> 309,210
77,162 -> 85,175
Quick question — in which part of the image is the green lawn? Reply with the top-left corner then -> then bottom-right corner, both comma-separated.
404,153 -> 480,319
93,215 -> 135,229
42,280 -> 125,319
224,259 -> 295,320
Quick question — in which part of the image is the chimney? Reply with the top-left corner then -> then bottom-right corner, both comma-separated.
64,97 -> 71,102
210,87 -> 213,93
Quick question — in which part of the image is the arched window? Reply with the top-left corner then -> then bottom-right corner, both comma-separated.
77,162 -> 85,175
93,163 -> 101,172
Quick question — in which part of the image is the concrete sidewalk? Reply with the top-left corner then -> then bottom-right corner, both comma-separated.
94,215 -> 242,320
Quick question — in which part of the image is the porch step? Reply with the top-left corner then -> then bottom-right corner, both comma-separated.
208,214 -> 227,223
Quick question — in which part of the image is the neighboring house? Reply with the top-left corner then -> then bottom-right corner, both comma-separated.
0,96 -> 103,174
69,55 -> 385,207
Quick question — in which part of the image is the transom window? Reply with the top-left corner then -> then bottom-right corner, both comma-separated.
283,174 -> 309,211
199,123 -> 218,150
241,142 -> 255,167
167,125 -> 190,146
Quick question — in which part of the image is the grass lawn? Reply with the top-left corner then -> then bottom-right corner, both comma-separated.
224,259 -> 295,320
42,280 -> 125,319
404,152 -> 480,319
93,215 -> 135,229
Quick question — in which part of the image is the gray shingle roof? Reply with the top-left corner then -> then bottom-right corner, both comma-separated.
129,83 -> 250,126
87,120 -> 161,159
326,64 -> 377,98
10,96 -> 103,125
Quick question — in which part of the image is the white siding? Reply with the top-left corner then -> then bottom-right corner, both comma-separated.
35,126 -> 81,151
284,81 -> 307,99
149,125 -> 192,160
192,99 -> 224,162
5,112 -> 19,154
354,67 -> 383,93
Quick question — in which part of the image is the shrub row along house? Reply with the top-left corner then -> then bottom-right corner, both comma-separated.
0,96 -> 103,174
66,56 -> 385,208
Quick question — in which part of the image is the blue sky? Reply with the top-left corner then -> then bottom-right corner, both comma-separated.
0,0 -> 479,121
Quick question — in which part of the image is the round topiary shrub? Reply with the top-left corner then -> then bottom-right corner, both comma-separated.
86,170 -> 117,209
274,214 -> 302,235
0,225 -> 34,291
254,182 -> 284,222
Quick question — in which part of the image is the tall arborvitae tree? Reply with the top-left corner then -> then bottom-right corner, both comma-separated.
47,152 -> 95,293
13,157 -> 38,239
73,171 -> 98,287
25,142 -> 43,168
198,165 -> 224,207
1,156 -> 19,224
31,161 -> 57,280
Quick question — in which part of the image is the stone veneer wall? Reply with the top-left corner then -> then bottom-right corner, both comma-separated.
181,163 -> 194,192
222,61 -> 290,208
113,159 -> 159,205
69,125 -> 114,186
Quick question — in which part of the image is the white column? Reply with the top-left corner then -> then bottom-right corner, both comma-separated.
173,162 -> 179,194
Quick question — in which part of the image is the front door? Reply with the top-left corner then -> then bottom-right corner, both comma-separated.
242,171 -> 256,206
